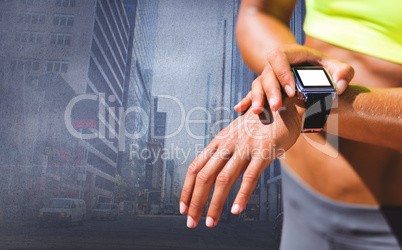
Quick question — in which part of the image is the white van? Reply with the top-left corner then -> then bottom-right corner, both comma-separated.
38,198 -> 86,227
91,203 -> 119,220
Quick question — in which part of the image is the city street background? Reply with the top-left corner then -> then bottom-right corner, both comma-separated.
0,214 -> 278,250
0,0 -> 306,249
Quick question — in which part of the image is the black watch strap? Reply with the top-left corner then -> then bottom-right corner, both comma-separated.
302,93 -> 333,133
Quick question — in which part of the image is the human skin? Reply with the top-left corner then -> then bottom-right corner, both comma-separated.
181,96 -> 306,228
180,0 -> 402,228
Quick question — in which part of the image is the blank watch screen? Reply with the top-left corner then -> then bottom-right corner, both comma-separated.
296,69 -> 332,87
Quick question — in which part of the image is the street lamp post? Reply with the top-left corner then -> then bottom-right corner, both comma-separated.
140,190 -> 161,213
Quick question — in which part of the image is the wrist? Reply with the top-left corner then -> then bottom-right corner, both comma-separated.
282,96 -> 306,117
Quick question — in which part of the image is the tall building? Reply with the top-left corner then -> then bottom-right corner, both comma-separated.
222,0 -> 307,222
149,96 -> 167,146
229,0 -> 258,119
0,0 -> 131,213
119,0 -> 159,204
81,0 -> 130,205
164,159 -> 175,204
264,0 -> 307,223
204,0 -> 258,219
149,0 -> 256,211
144,96 -> 166,206
199,0 -> 257,148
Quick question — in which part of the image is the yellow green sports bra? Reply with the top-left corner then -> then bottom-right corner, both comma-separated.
304,0 -> 402,64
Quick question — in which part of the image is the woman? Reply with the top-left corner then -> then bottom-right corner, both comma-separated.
180,0 -> 402,248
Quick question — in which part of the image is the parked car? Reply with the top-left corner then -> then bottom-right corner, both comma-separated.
38,198 -> 86,227
150,205 -> 161,215
91,203 -> 119,220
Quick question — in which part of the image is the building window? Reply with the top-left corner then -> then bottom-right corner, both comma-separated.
20,0 -> 46,5
95,175 -> 114,192
17,12 -> 46,25
53,14 -> 74,26
15,31 -> 43,44
55,0 -> 76,7
47,61 -> 68,73
10,59 -> 40,72
50,33 -> 72,45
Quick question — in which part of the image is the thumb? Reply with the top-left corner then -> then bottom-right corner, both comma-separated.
234,91 -> 252,113
324,59 -> 355,94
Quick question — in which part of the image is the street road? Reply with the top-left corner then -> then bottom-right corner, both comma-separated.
0,215 -> 279,250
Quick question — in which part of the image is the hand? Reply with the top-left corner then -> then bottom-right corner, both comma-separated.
234,44 -> 354,114
180,95 -> 305,228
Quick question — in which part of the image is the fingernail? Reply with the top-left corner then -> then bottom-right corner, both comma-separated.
180,202 -> 188,214
269,98 -> 277,111
187,216 -> 196,228
231,204 -> 241,214
252,101 -> 259,109
284,85 -> 294,97
252,102 -> 263,113
206,216 -> 215,227
234,104 -> 239,110
336,79 -> 347,94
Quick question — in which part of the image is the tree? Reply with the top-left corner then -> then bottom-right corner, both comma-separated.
113,174 -> 130,203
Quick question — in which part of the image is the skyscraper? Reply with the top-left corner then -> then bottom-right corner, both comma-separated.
264,0 -> 307,222
150,0 -> 257,206
144,96 -> 166,205
82,0 -> 130,205
0,0 -> 131,211
119,0 -> 160,202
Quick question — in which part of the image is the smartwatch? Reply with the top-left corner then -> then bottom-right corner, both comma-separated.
292,66 -> 337,133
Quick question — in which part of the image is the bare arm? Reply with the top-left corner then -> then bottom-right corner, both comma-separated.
329,86 -> 402,151
235,0 -> 354,112
236,0 -> 298,74
236,0 -> 401,151
180,0 -> 402,230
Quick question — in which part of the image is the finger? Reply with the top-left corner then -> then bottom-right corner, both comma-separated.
267,49 -> 296,98
260,64 -> 283,112
231,158 -> 271,215
322,59 -> 355,94
270,45 -> 354,96
251,77 -> 265,114
283,44 -> 326,65
180,143 -> 218,215
206,150 -> 250,227
187,148 -> 232,228
279,45 -> 354,95
234,91 -> 252,113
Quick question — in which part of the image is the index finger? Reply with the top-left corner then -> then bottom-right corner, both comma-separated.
267,48 -> 296,98
267,45 -> 328,98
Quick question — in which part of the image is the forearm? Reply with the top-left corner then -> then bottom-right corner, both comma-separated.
326,86 -> 402,151
236,0 -> 297,74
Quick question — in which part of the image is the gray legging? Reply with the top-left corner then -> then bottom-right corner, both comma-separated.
280,165 -> 401,250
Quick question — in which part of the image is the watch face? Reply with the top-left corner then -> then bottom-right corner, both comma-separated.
293,67 -> 335,89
